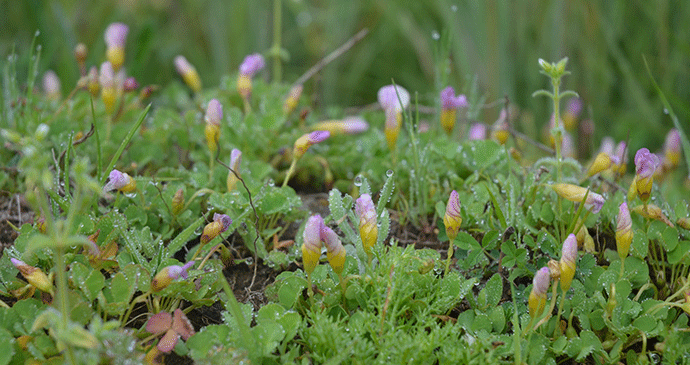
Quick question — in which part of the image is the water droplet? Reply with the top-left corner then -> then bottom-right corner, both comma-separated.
353,175 -> 362,187
431,31 -> 440,40
267,178 -> 275,187
451,5 -> 458,12
34,30 -> 41,37
386,169 -> 394,178
124,192 -> 137,198
663,109 -> 669,114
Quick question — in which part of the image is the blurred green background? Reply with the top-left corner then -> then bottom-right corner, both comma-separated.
2,0 -> 688,151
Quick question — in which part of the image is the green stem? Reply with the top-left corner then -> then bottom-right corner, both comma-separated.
272,0 -> 282,83
552,76 -> 563,183
444,238 -> 454,276
282,158 -> 297,187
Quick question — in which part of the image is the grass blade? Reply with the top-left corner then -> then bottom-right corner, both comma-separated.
100,104 -> 151,185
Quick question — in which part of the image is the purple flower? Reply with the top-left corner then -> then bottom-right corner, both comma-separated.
342,117 -> 369,134
533,267 -> 551,296
440,86 -> 468,110
103,169 -> 131,193
635,148 -> 660,179
293,131 -> 331,159
213,213 -> 232,232
615,141 -> 627,165
377,85 -> 410,113
566,98 -> 582,116
146,309 -> 195,353
664,129 -> 682,167
174,56 -> 193,76
229,149 -> 242,171
239,53 -> 265,77
355,194 -> 376,221
104,23 -> 129,49
205,99 -> 223,126
584,192 -> 605,214
123,77 -> 138,92
468,123 -> 487,141
561,234 -> 578,266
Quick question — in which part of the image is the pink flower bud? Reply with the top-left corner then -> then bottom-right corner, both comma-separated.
239,53 -> 265,77
635,148 -> 660,179
104,23 -> 129,49
664,129 -> 681,167
103,169 -> 136,193
293,131 -> 330,159
377,84 -> 410,113
43,70 -> 61,99
468,123 -> 487,140
123,77 -> 138,92
205,99 -> 223,126
99,62 -> 114,89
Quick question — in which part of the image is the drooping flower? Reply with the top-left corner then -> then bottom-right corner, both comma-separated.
613,141 -> 628,176
631,204 -> 674,227
663,129 -> 682,169
104,23 -> 128,70
204,99 -> 223,154
99,62 -> 117,113
311,117 -> 369,135
283,84 -> 303,115
560,234 -> 578,292
103,169 -> 136,193
226,149 -> 242,192
293,131 -> 330,160
439,86 -> 468,135
42,70 -> 61,100
11,258 -> 54,295
528,267 -> 550,318
468,123 -> 487,141
377,84 -> 410,150
616,202 -> 633,261
151,261 -> 195,291
355,194 -> 377,258
200,213 -> 232,244
146,309 -> 195,353
550,183 -> 605,214
302,215 -> 324,277
174,56 -> 202,93
586,152 -> 619,178
237,53 -> 265,101
443,190 -> 462,243
634,148 -> 660,202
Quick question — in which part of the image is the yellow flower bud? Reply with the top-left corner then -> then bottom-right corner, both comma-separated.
560,234 -> 578,293
586,152 -> 614,178
384,111 -> 403,151
302,215 -> 323,276
440,109 -> 457,135
283,84 -> 303,115
174,56 -> 202,93
204,123 -> 220,154
11,258 -> 54,295
631,204 -> 674,227
172,189 -> 184,216
443,190 -> 462,243
237,74 -> 252,100
106,47 -> 125,71
616,202 -> 633,260
550,183 -> 605,214
528,267 -> 550,318
323,227 -> 346,276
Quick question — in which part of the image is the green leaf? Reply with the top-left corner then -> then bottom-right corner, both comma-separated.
0,328 -> 15,365
68,262 -> 105,301
454,231 -> 481,250
633,314 -> 657,333
477,273 -> 503,309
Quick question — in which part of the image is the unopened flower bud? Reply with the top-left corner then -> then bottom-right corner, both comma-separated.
616,202 -> 633,260
226,149 -> 242,192
663,129 -> 681,168
547,259 -> 561,280
311,117 -> 369,135
439,86 -> 468,135
74,43 -> 87,68
123,77 -> 138,92
87,66 -> 100,96
443,190 -> 462,242
323,225 -> 346,276
42,70 -> 61,100
468,123 -> 487,141
151,261 -> 195,291
677,217 -> 690,230
634,148 -> 660,202
99,62 -> 116,113
293,131 -> 330,160
172,188 -> 184,216
355,194 -> 377,257
283,84 -> 303,114
528,267 -> 550,318
11,258 -> 53,295
560,234 -> 578,292
631,204 -> 674,227
104,23 -> 128,70
586,152 -> 618,178
491,108 -> 509,145
302,215 -> 323,276
200,214 -> 232,244
237,53 -> 265,100
378,84 -> 409,150
204,99 -> 222,154
174,56 -> 202,93
550,183 -> 605,214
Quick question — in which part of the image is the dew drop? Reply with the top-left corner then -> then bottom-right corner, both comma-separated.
431,31 -> 440,40
386,169 -> 394,178
663,108 -> 669,114
124,192 -> 137,198
451,4 -> 458,12
353,175 -> 362,187
34,30 -> 41,37
267,178 -> 275,187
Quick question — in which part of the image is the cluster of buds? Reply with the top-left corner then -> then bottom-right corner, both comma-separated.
616,202 -> 633,262
439,86 -> 468,135
174,55 -> 202,93
151,261 -> 195,292
283,84 -> 303,115
377,84 -> 410,150
311,116 -> 369,135
237,53 -> 265,105
633,148 -> 660,202
204,99 -> 223,154
226,149 -> 242,192
11,258 -> 54,295
528,267 -> 550,318
550,183 -> 605,214
302,215 -> 346,278
104,23 -> 129,71
103,169 -> 136,194
355,194 -> 378,261
145,308 -> 195,353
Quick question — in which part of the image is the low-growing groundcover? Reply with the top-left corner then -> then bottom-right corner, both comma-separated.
1,24 -> 690,365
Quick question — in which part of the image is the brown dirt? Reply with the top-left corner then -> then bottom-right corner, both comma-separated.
0,193 -> 33,255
